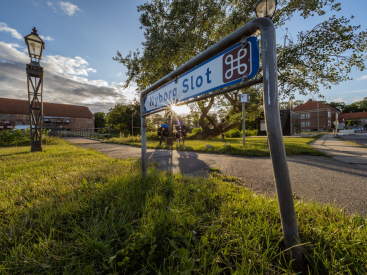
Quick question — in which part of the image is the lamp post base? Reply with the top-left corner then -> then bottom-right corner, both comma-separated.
31,141 -> 42,152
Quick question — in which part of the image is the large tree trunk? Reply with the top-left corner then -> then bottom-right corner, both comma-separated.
190,91 -> 243,139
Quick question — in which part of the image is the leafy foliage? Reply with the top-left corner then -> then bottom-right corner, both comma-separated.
342,97 -> 367,113
94,111 -> 106,128
0,129 -> 61,147
106,101 -> 140,135
113,0 -> 367,139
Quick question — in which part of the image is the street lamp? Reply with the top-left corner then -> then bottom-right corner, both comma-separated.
255,0 -> 277,19
24,27 -> 45,152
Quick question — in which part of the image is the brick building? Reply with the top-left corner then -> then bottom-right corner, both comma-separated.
0,97 -> 94,131
293,99 -> 339,132
338,111 -> 367,128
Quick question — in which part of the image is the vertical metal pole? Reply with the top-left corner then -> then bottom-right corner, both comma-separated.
132,113 -> 134,136
140,97 -> 147,179
97,127 -> 99,140
242,103 -> 246,146
261,18 -> 304,269
317,102 -> 319,134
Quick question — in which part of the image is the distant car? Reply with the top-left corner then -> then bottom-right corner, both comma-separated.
354,127 -> 364,132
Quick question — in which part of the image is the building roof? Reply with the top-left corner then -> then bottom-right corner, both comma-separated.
0,97 -> 93,119
293,99 -> 337,112
338,111 -> 367,121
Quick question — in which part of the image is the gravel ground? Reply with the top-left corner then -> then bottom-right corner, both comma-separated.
73,141 -> 367,216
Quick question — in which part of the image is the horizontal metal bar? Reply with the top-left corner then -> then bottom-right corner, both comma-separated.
140,18 -> 270,98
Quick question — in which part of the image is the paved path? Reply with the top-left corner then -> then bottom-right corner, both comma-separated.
311,134 -> 367,164
66,138 -> 367,216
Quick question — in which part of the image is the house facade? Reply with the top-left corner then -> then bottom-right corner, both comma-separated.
338,111 -> 367,128
0,97 -> 94,131
293,99 -> 339,132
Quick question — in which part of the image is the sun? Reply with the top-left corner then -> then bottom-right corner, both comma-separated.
171,104 -> 182,114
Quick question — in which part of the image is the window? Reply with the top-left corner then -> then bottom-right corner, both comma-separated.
306,129 -> 311,132
301,129 -> 305,132
301,114 -> 305,119
328,120 -> 331,126
328,112 -> 331,117
1,114 -> 6,120
306,113 -> 310,119
9,114 -> 14,120
16,121 -> 23,125
301,122 -> 305,127
306,121 -> 311,127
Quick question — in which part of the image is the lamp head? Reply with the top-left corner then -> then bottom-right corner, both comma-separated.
255,0 -> 277,20
24,27 -> 45,61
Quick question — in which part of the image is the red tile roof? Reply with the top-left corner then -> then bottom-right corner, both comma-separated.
0,97 -> 93,119
339,112 -> 367,120
293,99 -> 337,112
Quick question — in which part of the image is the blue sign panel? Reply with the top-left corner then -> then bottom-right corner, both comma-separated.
145,36 -> 259,113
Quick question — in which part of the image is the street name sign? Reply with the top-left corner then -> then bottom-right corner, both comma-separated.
239,93 -> 250,103
144,36 -> 259,113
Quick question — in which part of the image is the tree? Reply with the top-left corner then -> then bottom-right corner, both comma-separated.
94,112 -> 106,128
343,97 -> 367,113
106,101 -> 140,135
328,101 -> 345,113
114,0 -> 366,139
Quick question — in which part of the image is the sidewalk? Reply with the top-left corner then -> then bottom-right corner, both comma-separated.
311,134 -> 367,164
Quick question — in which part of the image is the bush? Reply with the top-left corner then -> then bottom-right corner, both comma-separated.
0,129 -> 61,147
146,131 -> 160,141
192,127 -> 202,134
224,128 -> 241,138
244,129 -> 258,136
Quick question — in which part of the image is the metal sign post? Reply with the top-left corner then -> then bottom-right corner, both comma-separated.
139,17 -> 304,270
240,93 -> 249,146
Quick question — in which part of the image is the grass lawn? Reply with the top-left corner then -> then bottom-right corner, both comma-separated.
0,141 -> 366,274
106,135 -> 326,157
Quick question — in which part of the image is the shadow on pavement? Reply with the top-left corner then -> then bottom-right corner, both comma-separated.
288,156 -> 367,178
147,149 -> 210,176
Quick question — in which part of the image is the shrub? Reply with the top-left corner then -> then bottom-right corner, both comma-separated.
224,128 -> 241,138
244,129 -> 258,136
0,129 -> 62,147
192,127 -> 202,134
146,131 -> 160,141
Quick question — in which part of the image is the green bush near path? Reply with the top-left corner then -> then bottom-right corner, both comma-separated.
0,142 -> 366,274
106,135 -> 326,157
0,129 -> 63,147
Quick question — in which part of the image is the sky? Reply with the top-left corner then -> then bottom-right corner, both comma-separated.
0,0 -> 366,115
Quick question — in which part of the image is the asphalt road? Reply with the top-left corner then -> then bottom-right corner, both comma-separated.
70,139 -> 367,216
339,132 -> 367,147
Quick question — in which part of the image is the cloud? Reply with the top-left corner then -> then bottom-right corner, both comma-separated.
356,75 -> 367,81
47,1 -> 81,16
40,35 -> 54,41
0,42 -> 136,113
332,97 -> 344,103
116,73 -> 122,76
0,22 -> 22,40
340,89 -> 367,94
352,97 -> 364,103
87,68 -> 97,73
58,1 -> 81,16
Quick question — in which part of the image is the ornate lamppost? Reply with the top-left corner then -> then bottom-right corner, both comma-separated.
24,27 -> 45,152
255,0 -> 277,19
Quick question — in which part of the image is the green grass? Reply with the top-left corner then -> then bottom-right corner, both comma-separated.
1,142 -> 366,274
106,136 -> 326,157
